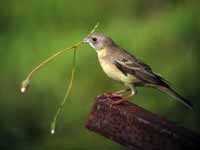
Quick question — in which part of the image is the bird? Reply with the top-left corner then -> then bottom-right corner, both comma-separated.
83,32 -> 193,109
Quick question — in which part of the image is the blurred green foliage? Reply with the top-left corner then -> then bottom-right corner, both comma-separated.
0,0 -> 200,149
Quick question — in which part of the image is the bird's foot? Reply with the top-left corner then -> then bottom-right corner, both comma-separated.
112,92 -> 123,97
103,92 -> 122,99
111,98 -> 128,105
99,89 -> 134,104
111,92 -> 135,105
97,92 -> 120,102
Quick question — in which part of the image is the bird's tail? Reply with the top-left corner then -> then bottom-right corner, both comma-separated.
158,86 -> 193,110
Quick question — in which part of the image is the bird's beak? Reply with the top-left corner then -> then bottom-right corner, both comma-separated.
83,37 -> 90,44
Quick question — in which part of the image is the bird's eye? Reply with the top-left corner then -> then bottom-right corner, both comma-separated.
92,37 -> 97,42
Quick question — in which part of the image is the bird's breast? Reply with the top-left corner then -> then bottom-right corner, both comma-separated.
97,49 -> 135,84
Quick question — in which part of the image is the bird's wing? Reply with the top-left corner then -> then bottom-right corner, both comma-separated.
112,50 -> 168,86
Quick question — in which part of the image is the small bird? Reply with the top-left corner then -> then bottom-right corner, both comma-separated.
83,32 -> 193,109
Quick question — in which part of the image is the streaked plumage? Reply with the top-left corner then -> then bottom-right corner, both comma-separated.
83,32 -> 193,109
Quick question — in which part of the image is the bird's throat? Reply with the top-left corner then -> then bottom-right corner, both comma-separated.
97,48 -> 108,58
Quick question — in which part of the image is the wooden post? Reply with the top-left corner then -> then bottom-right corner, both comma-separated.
85,94 -> 200,150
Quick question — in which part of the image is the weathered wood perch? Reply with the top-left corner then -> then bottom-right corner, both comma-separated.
85,94 -> 200,150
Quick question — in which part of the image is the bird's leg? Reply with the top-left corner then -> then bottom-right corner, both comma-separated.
103,88 -> 130,98
112,92 -> 135,105
112,86 -> 136,105
112,88 -> 131,97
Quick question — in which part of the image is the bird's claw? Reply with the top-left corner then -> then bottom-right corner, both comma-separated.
111,98 -> 128,105
98,92 -> 123,104
102,92 -> 122,99
112,92 -> 123,97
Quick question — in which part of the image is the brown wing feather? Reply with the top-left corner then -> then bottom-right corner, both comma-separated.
112,49 -> 168,87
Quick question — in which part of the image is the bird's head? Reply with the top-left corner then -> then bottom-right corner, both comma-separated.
83,32 -> 114,51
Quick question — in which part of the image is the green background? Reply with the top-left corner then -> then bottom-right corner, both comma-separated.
0,0 -> 200,149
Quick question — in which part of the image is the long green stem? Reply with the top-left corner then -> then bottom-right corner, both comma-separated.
20,41 -> 82,93
20,22 -> 99,93
51,48 -> 77,134
20,22 -> 100,134
50,23 -> 100,134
